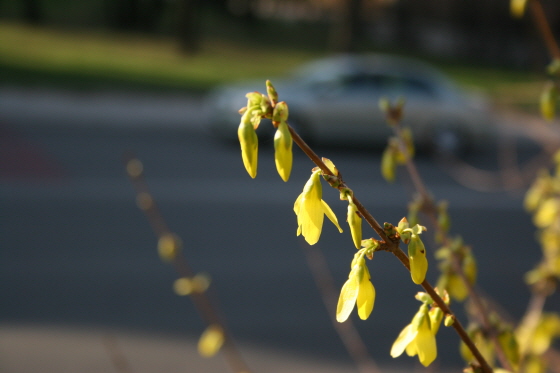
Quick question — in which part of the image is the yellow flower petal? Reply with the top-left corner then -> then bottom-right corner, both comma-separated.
322,199 -> 343,233
300,195 -> 324,245
414,319 -> 437,366
391,324 -> 417,357
356,275 -> 375,320
336,269 -> 360,323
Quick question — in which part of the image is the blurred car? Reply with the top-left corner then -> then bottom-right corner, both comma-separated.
205,54 -> 495,154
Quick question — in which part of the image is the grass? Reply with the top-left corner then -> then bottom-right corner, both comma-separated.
0,22 -> 320,92
0,22 -> 546,108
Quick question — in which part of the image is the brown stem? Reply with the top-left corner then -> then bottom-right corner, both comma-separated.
124,153 -> 251,373
288,124 -> 493,373
530,0 -> 560,60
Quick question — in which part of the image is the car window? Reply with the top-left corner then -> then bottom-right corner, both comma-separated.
329,72 -> 438,99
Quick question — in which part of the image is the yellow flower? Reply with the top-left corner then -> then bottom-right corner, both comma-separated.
391,304 -> 437,367
336,253 -> 375,322
274,120 -> 293,182
404,224 -> 428,284
238,112 -> 258,178
294,170 -> 342,245
198,324 -> 224,357
347,197 -> 362,249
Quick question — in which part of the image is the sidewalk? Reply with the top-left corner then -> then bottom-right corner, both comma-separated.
0,86 -> 208,131
0,323 -> 368,373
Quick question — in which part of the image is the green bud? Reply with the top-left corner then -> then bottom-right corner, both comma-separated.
540,81 -> 558,122
272,101 -> 289,124
414,291 -> 432,304
409,234 -> 428,284
384,222 -> 397,238
397,217 -> 412,244
238,117 -> 258,178
266,80 -> 279,105
444,314 -> 454,327
381,145 -> 397,182
347,199 -> 363,250
274,121 -> 293,182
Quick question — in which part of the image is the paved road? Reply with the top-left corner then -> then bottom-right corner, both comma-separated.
0,87 -> 555,371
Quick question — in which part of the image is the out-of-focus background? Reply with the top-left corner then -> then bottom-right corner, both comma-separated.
1,1 -> 560,372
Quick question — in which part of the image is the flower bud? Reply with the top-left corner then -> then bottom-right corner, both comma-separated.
381,145 -> 397,183
540,81 -> 558,122
198,324 -> 224,357
274,121 -> 293,182
238,116 -> 258,178
409,235 -> 428,284
347,200 -> 362,249
266,80 -> 279,105
429,307 -> 444,334
158,233 -> 182,261
444,314 -> 454,327
272,101 -> 289,123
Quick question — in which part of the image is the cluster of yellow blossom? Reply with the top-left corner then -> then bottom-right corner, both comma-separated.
237,81 -> 293,181
390,291 -> 449,367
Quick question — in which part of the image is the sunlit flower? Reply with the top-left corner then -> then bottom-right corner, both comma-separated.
294,170 -> 342,245
336,253 -> 375,322
347,197 -> 362,250
402,224 -> 428,284
238,114 -> 258,178
391,304 -> 437,367
274,120 -> 292,182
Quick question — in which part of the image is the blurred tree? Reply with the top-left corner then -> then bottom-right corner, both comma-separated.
176,0 -> 201,54
330,0 -> 364,52
22,0 -> 43,24
108,0 -> 166,32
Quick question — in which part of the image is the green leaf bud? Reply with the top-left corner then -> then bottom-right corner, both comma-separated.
266,80 -> 279,105
272,101 -> 289,124
444,314 -> 454,327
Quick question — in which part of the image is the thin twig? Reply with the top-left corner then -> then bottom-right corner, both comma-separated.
530,0 -> 560,60
102,334 -> 135,373
124,153 -> 251,373
287,124 -> 494,373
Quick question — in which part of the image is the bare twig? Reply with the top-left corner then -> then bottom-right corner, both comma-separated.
124,153 -> 251,373
103,334 -> 135,373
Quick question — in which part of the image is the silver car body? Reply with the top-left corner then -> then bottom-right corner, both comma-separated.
206,54 -> 494,150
